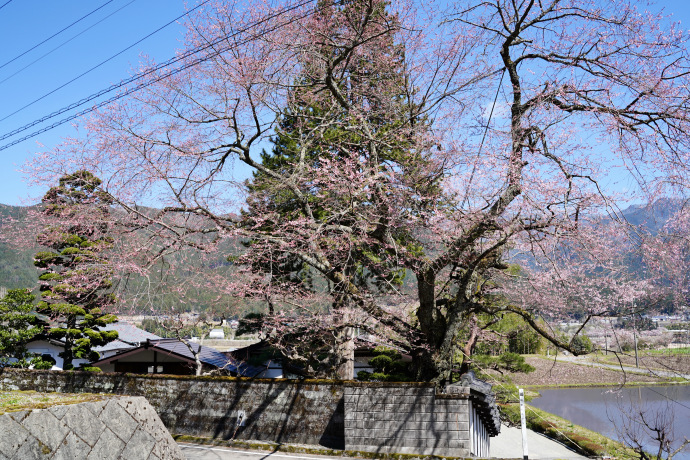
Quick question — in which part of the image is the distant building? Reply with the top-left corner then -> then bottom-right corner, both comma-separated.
94,321 -> 163,359
91,338 -> 264,376
25,321 -> 162,370
208,328 -> 225,339
25,338 -> 91,370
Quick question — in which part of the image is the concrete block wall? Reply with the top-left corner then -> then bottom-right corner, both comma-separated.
0,396 -> 183,459
344,382 -> 471,457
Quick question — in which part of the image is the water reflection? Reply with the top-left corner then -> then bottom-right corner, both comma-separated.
530,385 -> 690,460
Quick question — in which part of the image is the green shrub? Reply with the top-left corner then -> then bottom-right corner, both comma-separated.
357,370 -> 372,381
471,352 -> 535,374
570,334 -> 593,354
357,347 -> 412,381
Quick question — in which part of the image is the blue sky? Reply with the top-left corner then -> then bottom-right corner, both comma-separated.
0,0 -> 189,205
1,0 -> 690,206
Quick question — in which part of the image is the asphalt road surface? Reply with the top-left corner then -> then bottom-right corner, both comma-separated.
179,444 -> 348,460
180,428 -> 587,460
490,426 -> 587,460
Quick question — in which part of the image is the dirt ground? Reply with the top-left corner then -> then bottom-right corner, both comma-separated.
591,352 -> 690,376
497,356 -> 669,387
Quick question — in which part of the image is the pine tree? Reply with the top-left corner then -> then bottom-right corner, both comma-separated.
33,171 -> 118,370
0,289 -> 48,368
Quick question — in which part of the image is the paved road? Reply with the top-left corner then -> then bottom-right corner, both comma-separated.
491,426 -> 586,460
179,444 -> 347,460
556,355 -> 690,380
180,427 -> 587,460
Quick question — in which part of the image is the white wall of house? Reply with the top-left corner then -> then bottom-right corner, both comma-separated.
209,329 -> 225,339
25,340 -> 90,370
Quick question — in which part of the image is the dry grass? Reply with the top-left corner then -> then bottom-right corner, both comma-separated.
0,391 -> 108,414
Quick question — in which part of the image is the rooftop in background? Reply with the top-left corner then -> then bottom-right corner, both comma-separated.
93,321 -> 162,354
91,337 -> 265,377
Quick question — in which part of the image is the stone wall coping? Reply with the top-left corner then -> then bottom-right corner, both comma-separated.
434,393 -> 470,400
0,391 -> 112,415
0,367 -> 346,385
344,381 -> 436,388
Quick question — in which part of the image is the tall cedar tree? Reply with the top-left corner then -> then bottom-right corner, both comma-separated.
242,0 -> 438,378
33,171 -> 118,370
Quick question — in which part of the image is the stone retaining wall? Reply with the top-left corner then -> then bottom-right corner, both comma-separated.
0,368 -> 498,456
344,382 -> 471,456
0,368 -> 345,449
0,396 -> 183,459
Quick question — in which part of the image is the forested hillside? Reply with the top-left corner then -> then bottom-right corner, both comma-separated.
0,204 -> 37,289
0,203 -> 255,314
1,200 -> 685,314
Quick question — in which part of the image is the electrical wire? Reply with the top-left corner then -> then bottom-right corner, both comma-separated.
0,0 -> 139,87
0,0 -> 13,12
0,0 -> 116,71
0,0 -> 317,151
462,67 -> 505,208
0,0 -> 212,124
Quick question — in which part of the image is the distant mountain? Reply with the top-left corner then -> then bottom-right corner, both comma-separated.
619,197 -> 683,235
1,199 -> 686,311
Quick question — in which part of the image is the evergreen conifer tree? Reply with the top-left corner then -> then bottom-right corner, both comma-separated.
242,0 -> 440,377
0,289 -> 48,368
33,171 -> 118,370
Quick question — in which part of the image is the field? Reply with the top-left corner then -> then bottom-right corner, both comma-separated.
489,355 -> 678,388
588,349 -> 690,376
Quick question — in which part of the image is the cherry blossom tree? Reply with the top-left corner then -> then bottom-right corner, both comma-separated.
27,0 -> 690,381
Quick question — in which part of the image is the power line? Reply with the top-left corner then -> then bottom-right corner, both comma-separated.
0,0 -> 318,152
0,0 -> 212,124
0,0 -> 116,72
462,67 -> 505,208
0,0 -> 139,87
0,0 -> 14,12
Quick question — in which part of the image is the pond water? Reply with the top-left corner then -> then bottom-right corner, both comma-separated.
529,385 -> 690,460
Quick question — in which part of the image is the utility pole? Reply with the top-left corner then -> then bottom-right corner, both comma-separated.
519,388 -> 529,460
633,301 -> 639,368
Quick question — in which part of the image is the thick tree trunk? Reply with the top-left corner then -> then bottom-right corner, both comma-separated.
412,269 -> 446,381
336,326 -> 355,380
409,347 -> 436,382
62,335 -> 74,370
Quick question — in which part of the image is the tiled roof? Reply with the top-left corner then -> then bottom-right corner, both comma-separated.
100,321 -> 162,344
93,321 -> 162,354
93,338 -> 265,376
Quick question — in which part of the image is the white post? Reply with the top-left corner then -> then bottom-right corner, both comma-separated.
519,388 -> 529,460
